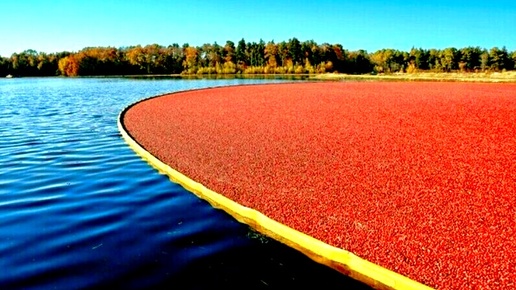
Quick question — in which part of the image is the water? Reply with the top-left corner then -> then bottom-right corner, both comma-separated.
0,77 -> 370,289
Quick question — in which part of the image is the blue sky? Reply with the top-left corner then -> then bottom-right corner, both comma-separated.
1,0 -> 515,57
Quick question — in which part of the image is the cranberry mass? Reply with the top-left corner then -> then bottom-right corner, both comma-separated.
123,82 -> 516,289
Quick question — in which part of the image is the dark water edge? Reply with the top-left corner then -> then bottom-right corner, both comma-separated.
0,77 -> 371,290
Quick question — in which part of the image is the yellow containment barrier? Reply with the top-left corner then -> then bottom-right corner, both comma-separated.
118,96 -> 434,290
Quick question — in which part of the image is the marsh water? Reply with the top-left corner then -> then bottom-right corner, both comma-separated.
0,77 -> 370,289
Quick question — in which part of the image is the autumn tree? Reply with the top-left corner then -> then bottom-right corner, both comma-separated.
6,38 -> 516,77
370,49 -> 391,73
370,49 -> 405,73
125,45 -> 146,73
182,45 -> 199,74
223,41 -> 235,63
264,41 -> 278,70
125,44 -> 168,74
80,47 -> 121,75
58,55 -> 80,76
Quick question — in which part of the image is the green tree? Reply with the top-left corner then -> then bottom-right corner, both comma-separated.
11,39 -> 516,76
459,47 -> 482,71
256,39 -> 266,66
245,40 -> 265,67
480,50 -> 490,71
300,40 -> 314,66
200,42 -> 222,68
511,50 -> 516,70
331,44 -> 346,72
318,44 -> 334,66
441,47 -> 458,72
236,38 -> 248,66
7,50 -> 61,76
11,50 -> 35,76
36,52 -> 59,75
287,37 -> 302,65
162,44 -> 183,73
0,57 -> 9,76
277,41 -> 289,67
298,40 -> 319,68
409,48 -> 429,70
346,50 -> 372,74
143,44 -> 165,74
428,49 -> 442,71
489,46 -> 510,71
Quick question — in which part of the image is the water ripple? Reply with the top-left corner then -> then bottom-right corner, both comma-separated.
0,77 -> 370,290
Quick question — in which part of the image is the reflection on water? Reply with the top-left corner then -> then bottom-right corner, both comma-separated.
0,77 -> 370,289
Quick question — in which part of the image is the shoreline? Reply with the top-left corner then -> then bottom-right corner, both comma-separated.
6,71 -> 516,83
311,71 -> 516,83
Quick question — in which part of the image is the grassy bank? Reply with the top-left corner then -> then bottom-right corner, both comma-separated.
311,71 -> 516,83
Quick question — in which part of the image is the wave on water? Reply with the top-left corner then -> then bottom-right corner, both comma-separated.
0,77 -> 370,289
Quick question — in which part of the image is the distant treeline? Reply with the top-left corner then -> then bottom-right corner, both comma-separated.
1,38 -> 516,77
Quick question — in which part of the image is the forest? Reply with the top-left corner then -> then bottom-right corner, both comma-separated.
1,38 -> 516,77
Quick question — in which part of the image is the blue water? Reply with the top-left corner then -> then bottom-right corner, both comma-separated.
0,77 -> 370,289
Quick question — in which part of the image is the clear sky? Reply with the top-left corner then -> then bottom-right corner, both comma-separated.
1,0 -> 515,57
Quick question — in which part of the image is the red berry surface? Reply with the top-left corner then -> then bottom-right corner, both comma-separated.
123,82 -> 516,289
